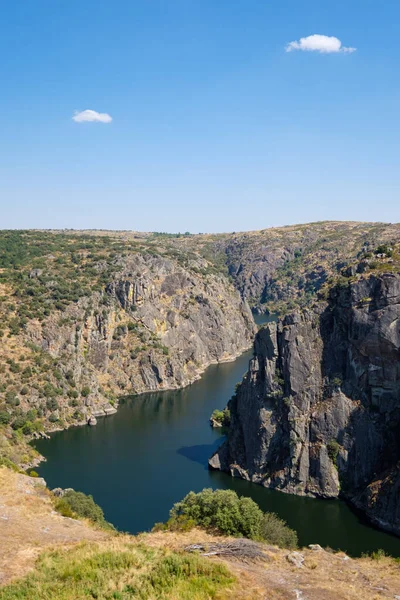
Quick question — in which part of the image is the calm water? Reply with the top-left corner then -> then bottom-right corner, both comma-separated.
35,322 -> 400,557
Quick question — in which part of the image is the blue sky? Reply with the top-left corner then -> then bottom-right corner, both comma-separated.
1,0 -> 399,232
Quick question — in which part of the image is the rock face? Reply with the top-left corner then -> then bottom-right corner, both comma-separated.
210,273 -> 400,535
215,222 -> 400,310
24,253 -> 255,426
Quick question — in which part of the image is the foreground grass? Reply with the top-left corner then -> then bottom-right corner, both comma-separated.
0,539 -> 235,600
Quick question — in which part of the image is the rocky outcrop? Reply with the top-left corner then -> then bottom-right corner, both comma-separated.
210,273 -> 400,535
23,253 -> 255,427
214,222 -> 400,311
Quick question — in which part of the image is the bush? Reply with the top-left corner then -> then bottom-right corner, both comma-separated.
57,490 -> 113,530
260,512 -> 298,549
21,421 -> 33,435
0,410 -> 11,425
81,386 -> 91,397
211,408 -> 230,427
5,392 -> 20,407
11,415 -> 27,430
167,489 -> 297,547
327,439 -> 340,464
54,498 -> 74,518
46,398 -> 59,411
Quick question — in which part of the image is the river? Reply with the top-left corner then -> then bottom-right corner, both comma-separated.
34,317 -> 400,557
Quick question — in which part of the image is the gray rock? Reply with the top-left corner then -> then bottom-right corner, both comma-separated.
28,252 -> 256,426
210,273 -> 400,536
308,544 -> 324,552
286,552 -> 305,568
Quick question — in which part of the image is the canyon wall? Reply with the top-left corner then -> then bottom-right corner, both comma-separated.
210,273 -> 400,534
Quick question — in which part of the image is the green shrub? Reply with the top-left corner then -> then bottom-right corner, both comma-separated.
327,439 -> 340,464
0,410 -> 11,425
11,415 -> 27,430
210,408 -> 230,427
167,488 -> 297,548
57,490 -> 113,530
153,514 -> 197,533
5,392 -> 20,407
362,548 -> 387,561
54,498 -> 75,518
260,512 -> 298,549
81,386 -> 91,397
46,398 -> 59,411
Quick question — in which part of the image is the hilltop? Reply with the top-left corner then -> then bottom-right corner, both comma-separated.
1,467 -> 400,599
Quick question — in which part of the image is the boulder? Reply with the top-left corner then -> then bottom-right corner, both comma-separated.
286,552 -> 305,568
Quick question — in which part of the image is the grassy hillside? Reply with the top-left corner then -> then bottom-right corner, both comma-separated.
1,467 -> 400,600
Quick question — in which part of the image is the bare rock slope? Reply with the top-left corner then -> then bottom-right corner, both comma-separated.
211,273 -> 400,535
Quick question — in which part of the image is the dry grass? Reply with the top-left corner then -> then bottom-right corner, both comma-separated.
0,468 -> 108,585
0,537 -> 238,600
1,468 -> 400,599
145,530 -> 400,600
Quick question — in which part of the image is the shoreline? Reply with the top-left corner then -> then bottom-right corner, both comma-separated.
30,341 -> 254,468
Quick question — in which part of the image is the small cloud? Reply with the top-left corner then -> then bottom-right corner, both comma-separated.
286,34 -> 356,54
72,109 -> 113,123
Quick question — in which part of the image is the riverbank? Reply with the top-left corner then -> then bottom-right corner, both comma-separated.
34,347 -> 400,558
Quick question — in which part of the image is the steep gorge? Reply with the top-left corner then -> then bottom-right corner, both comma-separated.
4,253 -> 255,431
210,273 -> 400,535
2,223 -> 400,476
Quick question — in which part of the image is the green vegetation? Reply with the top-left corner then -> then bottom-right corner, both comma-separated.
156,488 -> 298,549
327,440 -> 340,465
210,408 -> 230,427
0,225 -> 399,470
0,541 -> 235,600
361,548 -> 389,561
54,490 -> 114,530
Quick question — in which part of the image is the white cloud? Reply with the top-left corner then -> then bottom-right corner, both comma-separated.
72,109 -> 113,123
286,34 -> 356,54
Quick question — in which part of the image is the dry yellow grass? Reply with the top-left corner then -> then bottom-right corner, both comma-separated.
1,467 -> 400,599
0,468 -> 108,584
144,530 -> 400,600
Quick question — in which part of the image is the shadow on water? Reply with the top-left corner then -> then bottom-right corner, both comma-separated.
177,438 -> 224,468
34,314 -> 400,557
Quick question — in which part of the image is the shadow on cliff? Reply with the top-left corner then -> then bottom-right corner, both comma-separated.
177,438 -> 224,469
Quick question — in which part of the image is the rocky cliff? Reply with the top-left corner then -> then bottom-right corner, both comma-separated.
18,253 -> 255,425
210,272 -> 400,535
0,232 -> 256,467
166,220 -> 400,313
